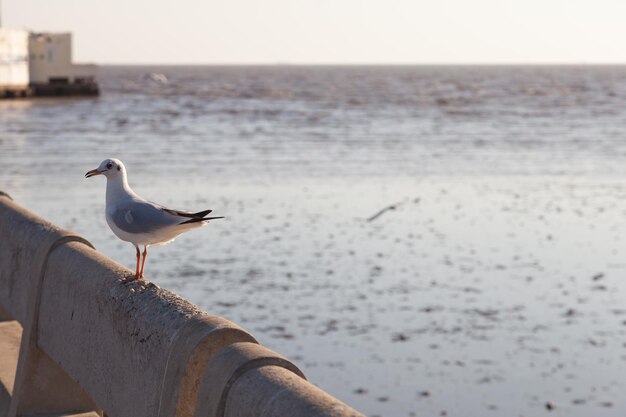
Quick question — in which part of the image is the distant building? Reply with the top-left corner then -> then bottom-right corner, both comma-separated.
0,28 -> 28,93
0,28 -> 98,98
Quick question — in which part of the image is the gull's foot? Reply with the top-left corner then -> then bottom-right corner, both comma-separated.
121,274 -> 140,284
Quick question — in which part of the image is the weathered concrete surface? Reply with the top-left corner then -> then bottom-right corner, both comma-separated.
0,194 -> 257,416
195,342 -> 306,417
0,193 -> 366,417
0,306 -> 12,322
51,413 -> 102,417
165,317 -> 258,417
9,347 -> 101,417
38,242 -> 256,417
195,342 -> 365,417
0,194 -> 101,417
0,194 -> 71,324
225,366 -> 365,417
0,319 -> 100,417
0,321 -> 21,417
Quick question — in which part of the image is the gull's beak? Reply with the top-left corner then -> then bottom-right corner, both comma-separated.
85,169 -> 102,178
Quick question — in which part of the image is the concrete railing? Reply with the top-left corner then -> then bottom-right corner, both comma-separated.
0,191 -> 364,417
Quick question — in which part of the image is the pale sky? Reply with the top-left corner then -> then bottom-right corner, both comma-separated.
3,0 -> 626,64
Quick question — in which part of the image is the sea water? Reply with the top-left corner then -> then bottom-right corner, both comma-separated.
2,65 -> 626,417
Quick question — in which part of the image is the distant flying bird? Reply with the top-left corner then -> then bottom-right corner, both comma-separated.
85,158 -> 223,282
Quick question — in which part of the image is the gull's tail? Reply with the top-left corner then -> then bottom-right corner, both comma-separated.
179,215 -> 225,225
163,207 -> 225,225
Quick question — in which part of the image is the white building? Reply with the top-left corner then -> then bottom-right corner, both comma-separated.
28,32 -> 97,85
0,28 -> 98,97
0,28 -> 29,92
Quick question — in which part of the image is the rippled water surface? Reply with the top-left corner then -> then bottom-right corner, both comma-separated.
2,66 -> 626,417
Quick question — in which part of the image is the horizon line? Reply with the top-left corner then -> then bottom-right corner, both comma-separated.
95,62 -> 626,67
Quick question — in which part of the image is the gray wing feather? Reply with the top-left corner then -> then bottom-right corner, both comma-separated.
111,200 -> 178,234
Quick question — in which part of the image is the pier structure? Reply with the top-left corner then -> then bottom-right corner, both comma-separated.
0,191 -> 363,417
0,28 -> 98,98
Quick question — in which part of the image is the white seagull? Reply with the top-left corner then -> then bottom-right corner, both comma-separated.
85,158 -> 223,282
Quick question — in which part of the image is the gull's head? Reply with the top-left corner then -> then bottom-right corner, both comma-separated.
85,158 -> 126,179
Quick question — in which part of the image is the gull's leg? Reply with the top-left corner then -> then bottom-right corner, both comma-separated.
122,245 -> 141,283
139,245 -> 148,278
134,245 -> 141,279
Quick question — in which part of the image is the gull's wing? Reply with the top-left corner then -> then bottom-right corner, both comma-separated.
110,200 -> 180,234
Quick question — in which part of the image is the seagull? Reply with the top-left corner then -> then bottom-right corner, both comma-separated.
85,158 -> 223,282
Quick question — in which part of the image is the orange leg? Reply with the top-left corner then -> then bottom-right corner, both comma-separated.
134,246 -> 141,279
121,246 -> 141,283
139,246 -> 148,278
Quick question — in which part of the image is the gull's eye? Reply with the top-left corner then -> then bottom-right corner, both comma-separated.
106,162 -> 113,169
